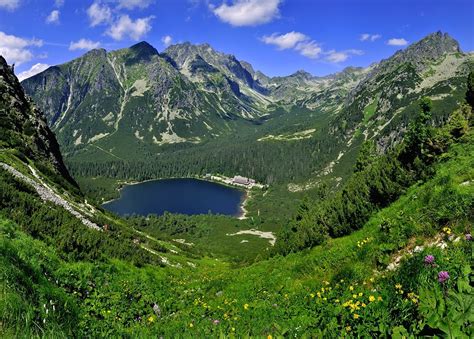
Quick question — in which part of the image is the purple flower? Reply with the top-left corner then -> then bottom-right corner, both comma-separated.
466,233 -> 472,241
424,255 -> 435,265
213,319 -> 220,325
438,271 -> 450,283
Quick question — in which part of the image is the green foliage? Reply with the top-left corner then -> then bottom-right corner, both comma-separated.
276,99 -> 473,255
466,70 -> 474,109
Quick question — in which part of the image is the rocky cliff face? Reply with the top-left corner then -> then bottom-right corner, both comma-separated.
0,56 -> 76,186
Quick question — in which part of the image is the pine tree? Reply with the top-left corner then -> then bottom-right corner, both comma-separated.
466,70 -> 474,109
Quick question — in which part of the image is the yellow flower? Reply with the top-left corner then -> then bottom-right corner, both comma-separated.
395,284 -> 402,289
353,314 -> 360,319
340,279 -> 345,283
377,296 -> 383,301
369,277 -> 375,282
335,299 -> 340,303
147,316 -> 155,323
189,323 -> 193,328
369,295 -> 375,302
324,280 -> 330,286
267,335 -> 273,339
345,326 -> 351,332
317,292 -> 322,298
358,292 -> 363,297
323,297 -> 327,301
349,286 -> 354,291
362,303 -> 367,308
244,303 -> 249,310
353,294 -> 357,299
310,293 -> 315,298
232,327 -> 235,332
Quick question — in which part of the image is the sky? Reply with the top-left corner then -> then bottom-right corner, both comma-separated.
1,0 -> 473,81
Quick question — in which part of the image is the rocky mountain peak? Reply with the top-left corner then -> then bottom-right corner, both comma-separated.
380,31 -> 461,73
0,56 -> 76,187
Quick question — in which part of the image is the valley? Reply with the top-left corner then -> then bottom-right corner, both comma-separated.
0,17 -> 473,337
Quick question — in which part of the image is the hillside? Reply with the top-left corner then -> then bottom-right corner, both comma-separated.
1,70 -> 472,335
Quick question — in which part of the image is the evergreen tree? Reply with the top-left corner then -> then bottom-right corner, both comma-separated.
466,70 -> 474,109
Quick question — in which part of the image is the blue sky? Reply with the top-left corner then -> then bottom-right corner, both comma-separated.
1,0 -> 473,80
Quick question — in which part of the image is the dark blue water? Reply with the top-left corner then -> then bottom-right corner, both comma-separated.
102,178 -> 245,217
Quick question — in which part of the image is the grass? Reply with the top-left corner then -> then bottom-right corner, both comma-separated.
1,130 -> 472,337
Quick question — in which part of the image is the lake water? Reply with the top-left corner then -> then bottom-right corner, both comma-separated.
102,178 -> 245,217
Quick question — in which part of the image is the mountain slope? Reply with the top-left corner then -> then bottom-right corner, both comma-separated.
20,32 -> 474,186
0,56 -> 76,187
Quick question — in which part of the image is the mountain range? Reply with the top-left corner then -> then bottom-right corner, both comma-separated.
21,31 -> 473,184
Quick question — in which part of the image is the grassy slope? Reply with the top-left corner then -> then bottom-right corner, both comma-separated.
1,130 -> 472,337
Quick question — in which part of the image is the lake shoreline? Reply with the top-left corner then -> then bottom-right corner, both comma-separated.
103,176 -> 253,219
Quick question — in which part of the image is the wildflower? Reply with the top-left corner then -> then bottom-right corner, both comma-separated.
345,326 -> 351,332
267,335 -> 273,339
353,294 -> 357,299
317,292 -> 322,298
369,277 -> 375,282
424,255 -> 435,265
358,292 -> 363,297
232,327 -> 235,332
310,293 -> 315,298
189,323 -> 193,328
147,316 -> 155,323
335,299 -> 340,303
407,292 -> 419,304
362,303 -> 367,308
395,283 -> 402,289
442,227 -> 452,235
466,233 -> 472,241
213,319 -> 220,325
353,314 -> 360,319
438,271 -> 450,283
244,303 -> 249,310
349,286 -> 354,291
377,296 -> 383,301
324,280 -> 330,286
369,295 -> 375,302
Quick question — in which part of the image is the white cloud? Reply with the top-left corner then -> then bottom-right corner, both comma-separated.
387,38 -> 408,46
325,49 -> 363,63
360,33 -> 381,42
0,0 -> 20,11
69,38 -> 101,51
261,31 -> 322,59
17,63 -> 50,81
161,35 -> 173,47
106,15 -> 153,41
261,31 -> 308,50
295,41 -> 322,59
118,0 -> 153,9
212,0 -> 281,27
87,2 -> 112,27
261,31 -> 362,63
0,31 -> 43,65
46,10 -> 60,24
54,0 -> 64,7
